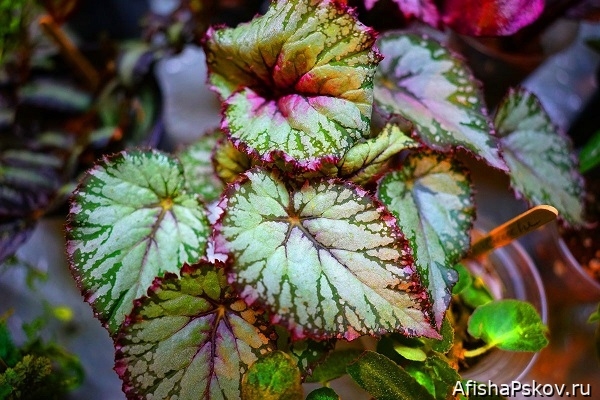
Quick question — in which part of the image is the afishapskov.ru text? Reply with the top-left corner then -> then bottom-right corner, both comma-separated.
453,379 -> 592,397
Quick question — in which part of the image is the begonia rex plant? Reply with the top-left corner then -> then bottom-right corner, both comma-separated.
65,0 -> 584,398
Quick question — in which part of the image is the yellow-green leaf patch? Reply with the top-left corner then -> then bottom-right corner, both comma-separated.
66,150 -> 210,333
115,262 -> 277,400
205,0 -> 381,168
216,167 -> 437,340
377,152 -> 474,328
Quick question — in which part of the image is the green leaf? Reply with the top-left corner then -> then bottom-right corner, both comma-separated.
305,348 -> 363,384
205,0 -> 381,168
456,262 -> 494,308
67,149 -> 210,333
495,87 -> 585,226
115,262 -> 277,400
338,122 -> 419,185
19,80 -> 92,113
377,152 -> 474,328
423,317 -> 454,354
374,32 -> 506,171
451,262 -> 472,295
347,350 -> 435,400
467,299 -> 548,352
177,130 -> 225,203
0,319 -> 20,369
242,351 -> 303,400
405,356 -> 460,400
306,386 -> 340,400
217,167 -> 437,340
213,137 -> 255,184
394,343 -> 427,361
579,129 -> 600,173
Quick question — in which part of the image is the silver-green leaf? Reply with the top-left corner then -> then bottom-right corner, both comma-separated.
67,149 -> 210,333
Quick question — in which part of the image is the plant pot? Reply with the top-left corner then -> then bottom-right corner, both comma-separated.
461,226 -> 548,384
533,221 -> 600,304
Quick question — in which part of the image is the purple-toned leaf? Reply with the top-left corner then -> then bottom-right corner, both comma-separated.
374,32 -> 507,171
494,88 -> 585,226
115,262 -> 277,400
364,0 -> 440,27
205,0 -> 381,169
440,0 -> 544,36
377,152 -> 474,329
215,167 -> 437,341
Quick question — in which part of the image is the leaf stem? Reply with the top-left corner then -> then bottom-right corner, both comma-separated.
463,342 -> 495,359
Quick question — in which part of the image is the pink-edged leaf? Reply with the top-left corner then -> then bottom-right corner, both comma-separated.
66,150 -> 210,333
364,0 -> 440,27
115,261 -> 277,400
494,88 -> 585,226
441,0 -> 544,36
205,0 -> 381,169
377,152 -> 475,329
374,32 -> 507,171
215,167 -> 437,341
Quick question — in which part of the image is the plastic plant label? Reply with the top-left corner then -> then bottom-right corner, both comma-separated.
241,351 -> 303,400
374,32 -> 506,171
205,0 -> 381,169
378,152 -> 474,328
216,167 -> 437,341
67,150 -> 210,333
115,263 -> 276,400
468,299 -> 548,352
495,88 -> 585,226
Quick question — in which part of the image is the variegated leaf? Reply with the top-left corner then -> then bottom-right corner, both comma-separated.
66,150 -> 210,333
216,167 -> 436,341
177,130 -> 225,203
377,152 -> 474,328
338,122 -> 420,185
494,88 -> 585,226
374,32 -> 506,171
213,137 -> 255,184
241,351 -> 303,400
205,0 -> 381,168
364,0 -> 440,27
115,262 -> 276,400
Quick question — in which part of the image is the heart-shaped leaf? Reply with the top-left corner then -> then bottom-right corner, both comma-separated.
215,167 -> 436,341
374,32 -> 506,172
66,150 -> 210,333
363,0 -> 440,27
467,299 -> 548,352
494,88 -> 585,226
441,0 -> 544,36
177,130 -> 225,203
377,152 -> 474,328
115,262 -> 277,400
205,0 -> 381,169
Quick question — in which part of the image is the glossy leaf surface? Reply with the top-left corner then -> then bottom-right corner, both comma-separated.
67,150 -> 210,333
378,152 -> 474,328
441,0 -> 544,36
375,32 -> 506,171
468,299 -> 548,352
205,0 -> 381,168
495,88 -> 585,226
115,263 -> 276,400
216,168 -> 436,340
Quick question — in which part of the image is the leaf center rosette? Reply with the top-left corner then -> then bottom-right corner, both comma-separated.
204,0 -> 382,170
214,167 -> 438,341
